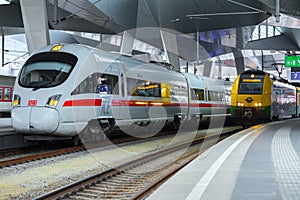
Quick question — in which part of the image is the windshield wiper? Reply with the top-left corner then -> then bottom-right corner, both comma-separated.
32,68 -> 63,91
32,80 -> 54,91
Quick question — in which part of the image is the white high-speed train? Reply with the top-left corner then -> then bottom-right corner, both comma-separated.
11,43 -> 231,142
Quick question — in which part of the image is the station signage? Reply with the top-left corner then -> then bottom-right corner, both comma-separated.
285,55 -> 300,67
291,67 -> 300,81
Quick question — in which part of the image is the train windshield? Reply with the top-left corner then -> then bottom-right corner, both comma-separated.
238,74 -> 264,94
19,52 -> 77,90
19,62 -> 72,90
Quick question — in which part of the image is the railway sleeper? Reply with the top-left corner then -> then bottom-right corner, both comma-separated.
75,192 -> 99,198
69,196 -> 98,200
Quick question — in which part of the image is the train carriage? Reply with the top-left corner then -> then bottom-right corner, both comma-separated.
11,43 -> 231,142
184,73 -> 231,125
231,70 -> 296,126
0,75 -> 15,117
11,44 -> 190,141
296,87 -> 300,117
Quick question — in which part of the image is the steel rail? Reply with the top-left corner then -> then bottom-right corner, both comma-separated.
33,128 -> 242,200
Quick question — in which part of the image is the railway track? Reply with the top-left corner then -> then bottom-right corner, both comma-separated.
0,145 -> 85,168
33,128 -> 240,200
0,131 -> 171,169
0,127 -> 195,169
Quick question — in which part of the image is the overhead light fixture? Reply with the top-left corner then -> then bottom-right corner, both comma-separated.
0,0 -> 10,5
188,16 -> 209,20
187,11 -> 260,18
226,0 -> 272,16
187,1 -> 272,20
170,18 -> 180,22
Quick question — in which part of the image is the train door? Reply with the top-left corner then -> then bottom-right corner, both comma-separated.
102,61 -> 125,120
0,86 -> 12,114
125,77 -> 149,120
96,62 -> 122,120
271,87 -> 280,120
0,87 -> 3,112
297,88 -> 300,117
0,87 -> 12,102
109,62 -> 149,125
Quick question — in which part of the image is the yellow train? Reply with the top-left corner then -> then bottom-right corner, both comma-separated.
297,87 -> 300,117
231,70 -> 296,126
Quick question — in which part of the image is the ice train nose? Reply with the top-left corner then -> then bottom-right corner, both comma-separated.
12,107 -> 59,134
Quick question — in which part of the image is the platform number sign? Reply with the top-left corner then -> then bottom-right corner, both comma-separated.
291,67 -> 300,81
285,55 -> 300,67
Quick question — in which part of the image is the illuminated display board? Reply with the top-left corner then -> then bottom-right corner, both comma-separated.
285,55 -> 300,67
242,79 -> 261,82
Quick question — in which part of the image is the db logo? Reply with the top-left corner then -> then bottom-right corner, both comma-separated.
28,100 -> 37,106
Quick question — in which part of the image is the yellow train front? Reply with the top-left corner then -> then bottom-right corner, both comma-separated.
231,70 -> 296,126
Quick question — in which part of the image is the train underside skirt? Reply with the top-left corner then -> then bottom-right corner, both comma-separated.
231,106 -> 271,125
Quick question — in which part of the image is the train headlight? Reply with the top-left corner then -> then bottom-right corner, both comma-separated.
237,102 -> 244,107
13,94 -> 21,107
255,102 -> 262,107
46,94 -> 61,108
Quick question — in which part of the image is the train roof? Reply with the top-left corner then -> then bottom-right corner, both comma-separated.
33,43 -> 175,73
0,75 -> 16,86
240,69 -> 266,76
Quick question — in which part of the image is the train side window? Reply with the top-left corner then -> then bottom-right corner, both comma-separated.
191,88 -> 205,100
95,74 -> 119,95
127,78 -> 138,96
72,73 -> 119,95
4,88 -> 10,100
0,88 -> 2,100
161,83 -> 170,98
208,90 -> 223,101
127,78 -> 161,97
207,90 -> 213,101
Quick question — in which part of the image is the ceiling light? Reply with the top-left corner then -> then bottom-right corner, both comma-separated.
227,0 -> 264,13
0,0 -> 10,5
186,11 -> 260,18
170,18 -> 180,22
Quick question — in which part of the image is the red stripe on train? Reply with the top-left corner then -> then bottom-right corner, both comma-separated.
63,99 -> 102,107
189,103 -> 228,107
112,100 -> 188,107
62,99 -> 227,108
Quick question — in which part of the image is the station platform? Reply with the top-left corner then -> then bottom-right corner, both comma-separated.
147,118 -> 300,200
0,118 -> 28,150
0,118 -> 14,134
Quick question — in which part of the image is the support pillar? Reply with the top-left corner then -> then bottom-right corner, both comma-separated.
276,0 -> 280,22
233,51 -> 245,75
160,30 -> 180,72
217,56 -> 222,79
1,27 -> 4,67
120,31 -> 135,55
203,59 -> 212,77
20,0 -> 50,54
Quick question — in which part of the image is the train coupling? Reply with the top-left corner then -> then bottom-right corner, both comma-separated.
244,110 -> 253,119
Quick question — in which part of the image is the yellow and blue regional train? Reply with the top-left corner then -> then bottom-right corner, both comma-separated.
231,70 -> 297,126
297,87 -> 300,117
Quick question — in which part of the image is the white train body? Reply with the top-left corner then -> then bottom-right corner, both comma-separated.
11,44 -> 230,140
